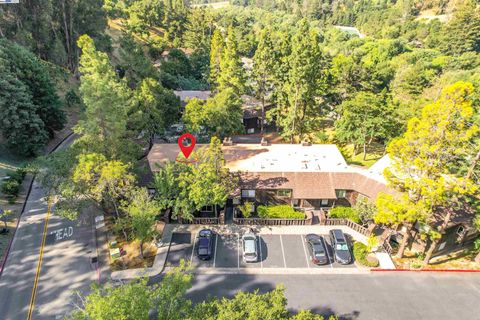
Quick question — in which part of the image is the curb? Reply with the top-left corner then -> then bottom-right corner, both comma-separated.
372,268 -> 480,273
0,132 -> 74,279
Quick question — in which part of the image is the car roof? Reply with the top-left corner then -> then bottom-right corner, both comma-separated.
199,229 -> 212,237
244,238 -> 256,253
332,229 -> 346,242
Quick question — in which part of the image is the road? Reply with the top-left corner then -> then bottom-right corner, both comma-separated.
0,135 -> 98,320
186,272 -> 480,320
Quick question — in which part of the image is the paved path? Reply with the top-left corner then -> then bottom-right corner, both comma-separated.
0,135 -> 98,320
187,272 -> 480,320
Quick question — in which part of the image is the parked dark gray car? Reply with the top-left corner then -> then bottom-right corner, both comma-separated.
197,229 -> 214,260
329,229 -> 352,264
305,234 -> 329,265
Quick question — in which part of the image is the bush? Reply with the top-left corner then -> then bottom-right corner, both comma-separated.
329,206 -> 361,223
1,179 -> 20,197
238,201 -> 253,218
353,242 -> 379,267
256,205 -> 305,219
9,168 -> 26,183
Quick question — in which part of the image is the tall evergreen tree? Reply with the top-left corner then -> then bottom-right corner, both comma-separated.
442,0 -> 480,56
253,28 -> 276,133
209,28 -> 224,89
279,19 -> 328,142
217,26 -> 247,95
76,35 -> 134,160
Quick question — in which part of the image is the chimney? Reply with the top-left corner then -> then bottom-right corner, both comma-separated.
260,137 -> 269,146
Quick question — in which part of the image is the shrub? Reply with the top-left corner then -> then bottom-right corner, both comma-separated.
9,168 -> 26,183
238,201 -> 253,218
1,179 -> 20,197
329,206 -> 361,223
353,242 -> 379,267
256,205 -> 304,219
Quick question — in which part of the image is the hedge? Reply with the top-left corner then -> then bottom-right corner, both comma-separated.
353,242 -> 379,267
329,206 -> 361,223
257,205 -> 305,219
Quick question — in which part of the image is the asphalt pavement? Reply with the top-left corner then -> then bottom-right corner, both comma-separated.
186,272 -> 480,320
0,135 -> 97,320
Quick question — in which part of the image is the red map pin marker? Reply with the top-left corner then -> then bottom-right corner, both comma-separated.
178,133 -> 196,159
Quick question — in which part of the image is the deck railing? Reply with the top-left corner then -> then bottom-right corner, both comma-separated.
181,217 -> 219,225
324,218 -> 372,237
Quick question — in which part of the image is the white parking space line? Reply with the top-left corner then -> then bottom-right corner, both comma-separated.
258,236 -> 263,268
190,234 -> 197,262
237,233 -> 240,269
300,235 -> 310,268
324,238 -> 333,269
213,234 -> 218,268
279,235 -> 287,268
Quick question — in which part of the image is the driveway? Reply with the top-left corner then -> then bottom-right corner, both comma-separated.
165,231 -> 358,273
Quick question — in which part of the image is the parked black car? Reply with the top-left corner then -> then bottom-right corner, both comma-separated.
329,229 -> 352,265
197,229 -> 214,260
305,234 -> 329,265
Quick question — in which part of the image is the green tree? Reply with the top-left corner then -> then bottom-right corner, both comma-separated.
119,33 -> 158,87
122,187 -> 161,258
217,26 -> 247,94
384,82 -> 480,262
183,88 -> 243,138
71,263 -> 192,320
209,28 -> 224,89
441,0 -> 480,56
76,34 -> 136,160
375,192 -> 428,258
335,92 -> 399,159
57,153 -> 136,222
0,38 -> 65,155
253,28 -> 276,133
279,19 -> 328,142
184,137 -> 236,217
130,78 -> 180,149
0,67 -> 48,156
193,285 -> 290,320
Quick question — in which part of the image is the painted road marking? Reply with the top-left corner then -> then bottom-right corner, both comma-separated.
237,233 -> 240,269
258,236 -> 263,268
50,226 -> 74,241
324,237 -> 333,269
28,196 -> 53,320
190,234 -> 197,263
213,234 -> 218,268
279,235 -> 287,268
300,235 -> 310,268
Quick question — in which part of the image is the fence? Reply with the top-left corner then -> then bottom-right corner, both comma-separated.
324,218 -> 372,237
232,208 -> 313,226
181,217 -> 219,225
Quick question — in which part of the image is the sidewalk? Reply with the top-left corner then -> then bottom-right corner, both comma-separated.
110,223 -> 385,280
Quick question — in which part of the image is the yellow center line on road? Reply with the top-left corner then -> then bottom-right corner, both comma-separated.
27,195 -> 53,320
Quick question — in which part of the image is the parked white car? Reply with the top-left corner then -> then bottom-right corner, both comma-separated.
242,230 -> 258,263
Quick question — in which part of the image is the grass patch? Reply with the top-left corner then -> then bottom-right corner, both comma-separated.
339,142 -> 385,168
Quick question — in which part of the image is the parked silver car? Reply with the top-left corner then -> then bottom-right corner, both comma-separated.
242,230 -> 258,263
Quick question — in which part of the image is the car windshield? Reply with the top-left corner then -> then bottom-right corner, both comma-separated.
244,238 -> 256,254
336,244 -> 349,251
313,245 -> 325,256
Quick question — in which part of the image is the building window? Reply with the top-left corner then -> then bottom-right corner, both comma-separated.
335,190 -> 346,198
201,205 -> 213,212
276,189 -> 292,197
241,189 -> 255,198
321,199 -> 329,206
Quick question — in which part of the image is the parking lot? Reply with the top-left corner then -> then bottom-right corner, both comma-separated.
165,231 -> 357,272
